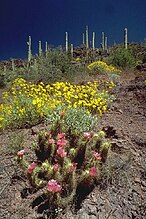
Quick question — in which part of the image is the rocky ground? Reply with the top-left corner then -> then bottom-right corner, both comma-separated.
0,71 -> 146,219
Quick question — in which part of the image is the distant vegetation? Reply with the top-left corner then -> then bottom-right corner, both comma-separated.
0,43 -> 146,88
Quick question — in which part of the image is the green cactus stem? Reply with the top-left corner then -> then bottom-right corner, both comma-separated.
65,32 -> 68,53
11,59 -> 15,71
101,32 -> 105,51
124,28 -> 128,49
27,36 -> 32,63
4,65 -> 7,72
92,32 -> 95,51
71,44 -> 73,57
105,36 -> 108,51
86,25 -> 89,49
100,142 -> 111,162
39,40 -> 42,56
45,41 -> 48,57
82,32 -> 85,45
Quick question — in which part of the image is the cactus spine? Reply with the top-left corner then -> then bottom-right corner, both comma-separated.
124,28 -> 128,49
101,32 -> 105,51
86,26 -> 89,49
27,36 -> 32,63
39,40 -> 42,56
92,32 -> 95,51
65,32 -> 69,53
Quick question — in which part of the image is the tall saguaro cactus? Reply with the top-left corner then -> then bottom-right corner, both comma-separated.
101,32 -> 105,51
86,25 -> 89,49
65,32 -> 69,53
92,32 -> 95,51
82,33 -> 85,45
105,36 -> 108,51
124,28 -> 128,49
11,59 -> 15,71
45,41 -> 48,57
39,41 -> 42,56
27,36 -> 32,63
71,44 -> 73,57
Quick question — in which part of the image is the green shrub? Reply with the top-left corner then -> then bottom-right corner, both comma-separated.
142,53 -> 146,63
45,106 -> 98,136
109,48 -> 136,69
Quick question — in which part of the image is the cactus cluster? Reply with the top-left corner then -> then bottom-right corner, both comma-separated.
17,113 -> 111,209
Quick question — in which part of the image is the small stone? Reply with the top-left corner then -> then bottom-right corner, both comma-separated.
117,109 -> 123,114
141,180 -> 146,187
134,177 -> 141,183
31,127 -> 39,135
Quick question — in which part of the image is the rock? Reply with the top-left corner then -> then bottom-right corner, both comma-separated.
141,180 -> 146,187
31,127 -> 39,135
134,177 -> 141,183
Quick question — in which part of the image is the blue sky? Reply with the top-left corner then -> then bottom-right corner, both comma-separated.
0,0 -> 146,60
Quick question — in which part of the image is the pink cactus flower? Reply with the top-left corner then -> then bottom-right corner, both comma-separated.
56,138 -> 67,147
47,179 -> 62,193
93,151 -> 102,161
57,147 -> 67,158
89,166 -> 97,177
28,162 -> 37,174
57,132 -> 65,139
67,163 -> 77,173
17,149 -> 25,157
48,138 -> 55,144
53,163 -> 59,171
83,132 -> 93,140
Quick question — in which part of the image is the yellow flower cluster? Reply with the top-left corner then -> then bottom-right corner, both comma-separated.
0,78 -> 115,128
87,61 -> 121,74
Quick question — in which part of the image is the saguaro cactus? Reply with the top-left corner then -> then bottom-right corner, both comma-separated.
11,59 -> 15,71
124,28 -> 128,49
27,36 -> 32,63
86,26 -> 89,49
101,32 -> 105,51
105,36 -> 108,51
92,32 -> 95,51
71,44 -> 73,57
39,41 -> 42,56
45,41 -> 48,57
82,33 -> 85,45
65,32 -> 69,53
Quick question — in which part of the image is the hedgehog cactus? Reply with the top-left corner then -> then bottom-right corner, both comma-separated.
17,116 -> 111,209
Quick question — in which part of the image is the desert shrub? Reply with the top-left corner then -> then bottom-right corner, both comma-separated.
16,114 -> 111,214
25,50 -> 88,84
7,131 -> 25,154
0,68 -> 21,88
45,107 -> 98,136
142,53 -> 146,63
87,61 -> 121,75
109,48 -> 136,69
0,78 -> 114,129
